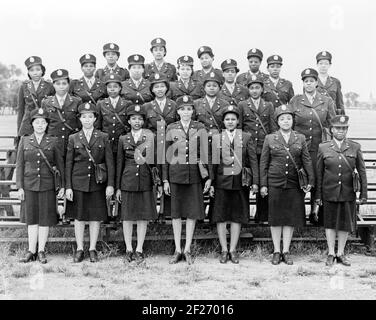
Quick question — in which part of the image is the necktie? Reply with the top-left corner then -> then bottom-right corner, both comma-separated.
85,130 -> 91,142
159,100 -> 165,112
87,79 -> 92,88
208,99 -> 214,108
59,98 -> 64,107
253,100 -> 259,110
111,99 -> 116,108
229,131 -> 234,143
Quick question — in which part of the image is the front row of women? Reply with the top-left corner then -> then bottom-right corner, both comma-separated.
16,96 -> 367,267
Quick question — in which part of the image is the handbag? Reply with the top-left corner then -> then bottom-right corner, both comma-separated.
282,145 -> 309,189
37,148 -> 62,193
311,108 -> 331,142
339,151 -> 361,192
83,145 -> 108,184
229,144 -> 253,187
198,160 -> 209,180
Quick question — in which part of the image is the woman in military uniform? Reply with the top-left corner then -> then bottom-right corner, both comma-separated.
168,55 -> 203,101
17,56 -> 55,138
260,104 -> 314,265
69,54 -> 106,104
42,69 -> 82,154
163,96 -> 212,265
236,48 -> 268,86
116,105 -> 161,263
95,43 -> 129,82
192,46 -> 224,85
65,102 -> 114,263
218,59 -> 249,107
315,51 -> 345,115
316,115 -> 367,266
210,105 -> 258,264
16,108 -> 65,263
144,38 -> 177,82
289,68 -> 336,224
121,55 -> 153,105
263,55 -> 294,109
238,74 -> 278,223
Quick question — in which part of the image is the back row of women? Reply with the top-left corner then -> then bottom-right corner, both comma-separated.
16,38 -> 367,268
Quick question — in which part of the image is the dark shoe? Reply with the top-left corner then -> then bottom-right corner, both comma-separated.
89,250 -> 98,263
124,250 -> 134,263
134,251 -> 145,264
229,251 -> 239,264
74,250 -> 84,263
38,251 -> 47,264
219,251 -> 229,264
336,255 -> 351,266
20,251 -> 37,263
282,252 -> 293,265
183,251 -> 194,265
169,252 -> 183,264
271,252 -> 281,265
326,254 -> 335,267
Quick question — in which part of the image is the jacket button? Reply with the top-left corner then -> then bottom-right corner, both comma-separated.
89,159 -> 92,162
338,181 -> 341,184
37,160 -> 40,163
137,165 -> 139,168
62,127 -> 65,130
136,173 -> 139,176
286,156 -> 289,159
285,164 -> 288,167
88,166 -> 91,169
62,136 -> 65,139
37,174 -> 40,177
88,174 -> 90,177
338,165 -> 341,168
113,124 -> 116,126
338,173 -> 341,176
37,153 -> 40,156
285,171 -> 288,174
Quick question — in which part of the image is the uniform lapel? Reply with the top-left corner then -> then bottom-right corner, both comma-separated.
78,130 -> 89,147
80,77 -> 90,91
312,93 -> 325,108
277,130 -> 288,147
163,99 -> 173,117
88,129 -> 99,148
340,139 -> 350,153
257,99 -> 268,114
287,131 -> 298,147
178,79 -> 189,94
36,79 -> 46,95
302,94 -> 313,107
62,94 -> 73,108
211,97 -> 221,113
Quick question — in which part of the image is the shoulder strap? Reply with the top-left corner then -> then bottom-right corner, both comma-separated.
339,151 -> 354,172
83,145 -> 97,165
37,147 -> 55,174
282,145 -> 300,172
248,106 -> 268,134
84,90 -> 97,104
206,104 -> 221,130
55,107 -> 75,131
311,107 -> 324,131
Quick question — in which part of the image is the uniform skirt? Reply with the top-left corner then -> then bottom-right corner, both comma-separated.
120,191 -> 158,221
20,190 -> 57,226
210,188 -> 250,224
323,200 -> 356,233
66,189 -> 107,221
268,187 -> 306,227
170,183 -> 205,220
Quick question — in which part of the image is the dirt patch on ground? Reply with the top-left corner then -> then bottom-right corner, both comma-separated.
1,250 -> 376,300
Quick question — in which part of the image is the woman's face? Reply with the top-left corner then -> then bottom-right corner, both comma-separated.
200,54 -> 214,69
248,83 -> 263,99
223,113 -> 239,131
32,117 -> 48,134
267,63 -> 282,78
303,77 -> 318,93
152,82 -> 168,99
278,113 -> 293,131
177,105 -> 194,121
331,126 -> 348,140
152,46 -> 166,60
81,63 -> 96,78
178,65 -> 193,80
317,60 -> 331,74
248,57 -> 261,73
107,82 -> 121,98
105,52 -> 119,65
204,81 -> 220,97
53,79 -> 69,95
128,115 -> 144,130
80,112 -> 96,129
28,65 -> 43,81
130,65 -> 144,80
223,68 -> 237,83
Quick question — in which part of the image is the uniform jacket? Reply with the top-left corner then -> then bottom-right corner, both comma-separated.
65,129 -> 114,192
162,120 -> 212,184
42,94 -> 82,151
192,68 -> 224,85
218,83 -> 250,106
144,61 -> 177,82
95,65 -> 129,82
262,77 -> 294,109
211,130 -> 259,190
16,134 -> 64,192
289,92 -> 336,153
121,78 -> 153,104
194,97 -> 230,137
260,130 -> 314,188
168,79 -> 204,101
235,71 -> 269,86
69,77 -> 107,103
144,98 -> 178,134
116,130 -> 155,192
316,139 -> 367,202
17,79 -> 55,136
317,76 -> 345,114
239,98 -> 278,154
96,97 -> 133,153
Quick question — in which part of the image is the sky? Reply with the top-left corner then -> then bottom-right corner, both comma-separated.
1,0 -> 375,100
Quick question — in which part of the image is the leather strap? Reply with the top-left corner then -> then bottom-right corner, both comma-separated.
83,145 -> 97,165
55,107 -> 75,131
248,106 -> 268,134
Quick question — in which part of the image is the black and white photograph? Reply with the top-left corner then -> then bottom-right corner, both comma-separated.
0,0 -> 376,307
